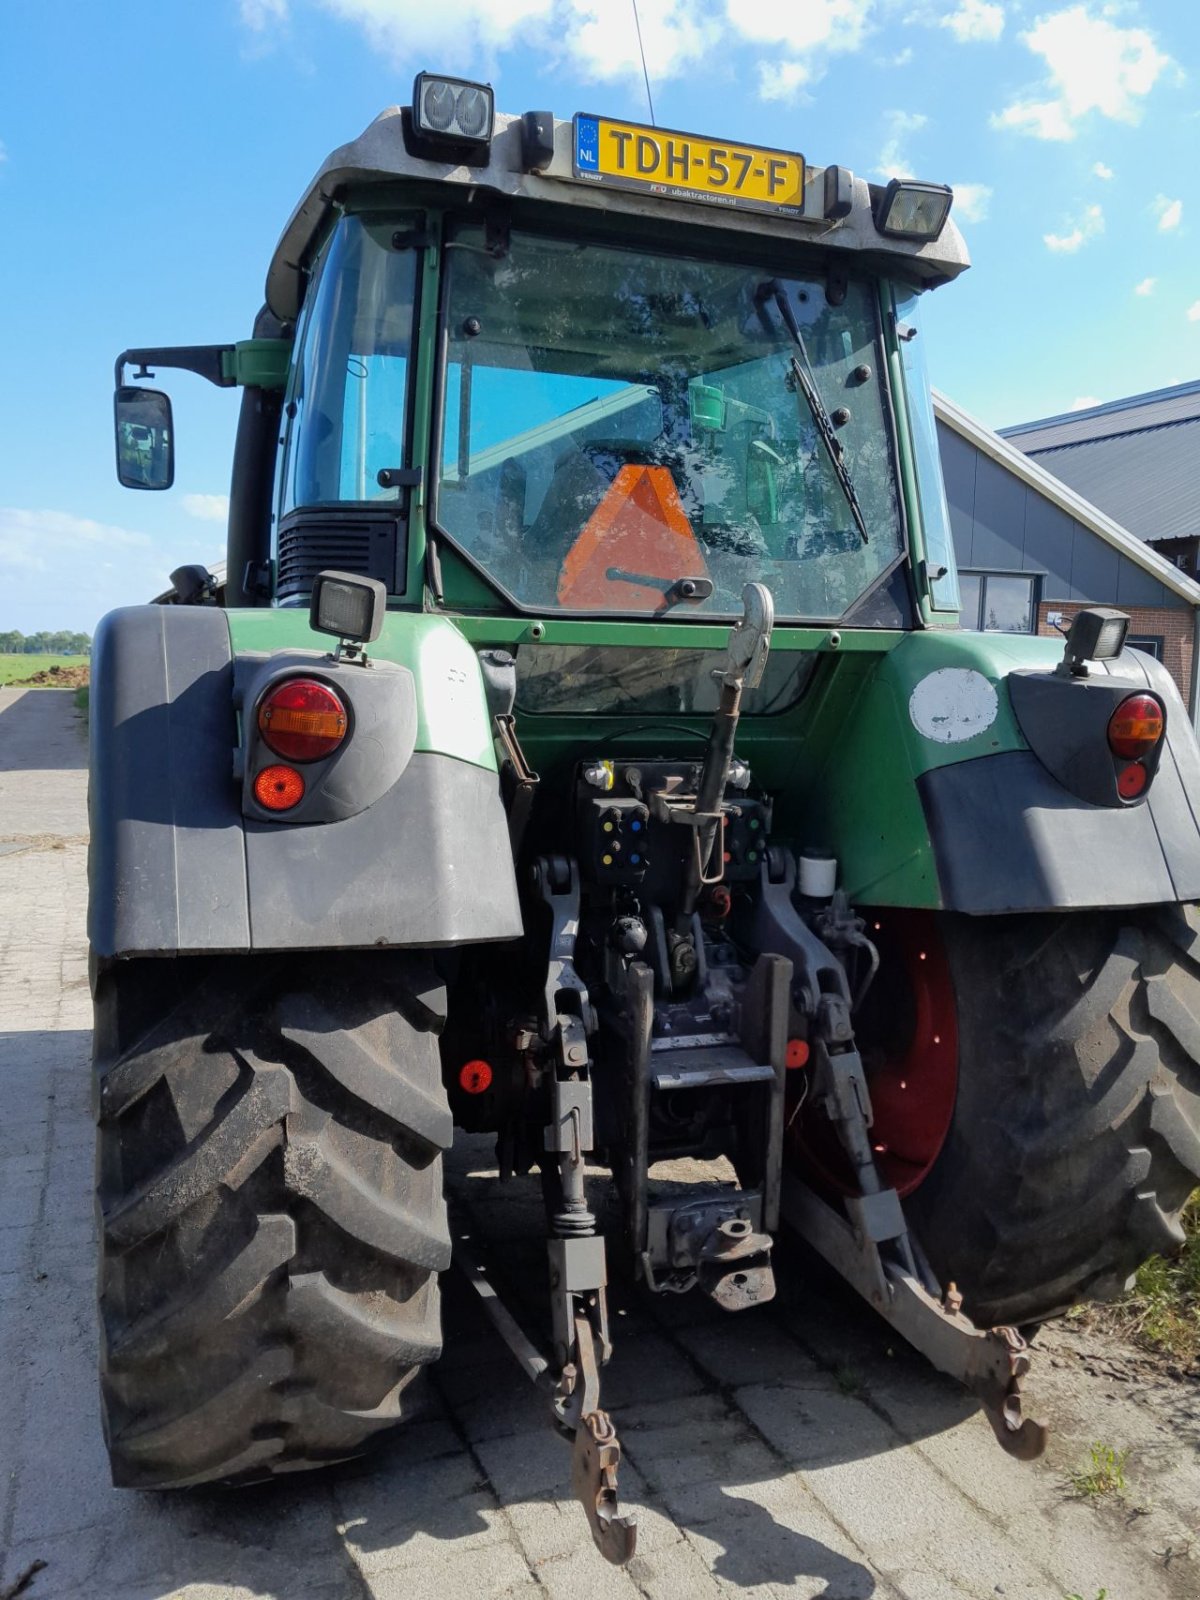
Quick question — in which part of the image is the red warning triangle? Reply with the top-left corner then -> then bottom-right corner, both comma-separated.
557,465 -> 709,612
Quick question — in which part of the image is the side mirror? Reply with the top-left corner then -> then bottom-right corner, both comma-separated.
114,385 -> 174,490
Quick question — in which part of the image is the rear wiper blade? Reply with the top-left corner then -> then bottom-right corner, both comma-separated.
760,281 -> 869,545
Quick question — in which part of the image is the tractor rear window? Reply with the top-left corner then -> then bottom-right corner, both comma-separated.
434,224 -> 905,622
514,645 -> 815,717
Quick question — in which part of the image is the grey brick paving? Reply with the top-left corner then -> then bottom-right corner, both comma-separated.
1,685 -> 1197,1600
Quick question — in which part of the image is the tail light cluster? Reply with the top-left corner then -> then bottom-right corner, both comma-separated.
251,678 -> 348,813
1106,693 -> 1164,801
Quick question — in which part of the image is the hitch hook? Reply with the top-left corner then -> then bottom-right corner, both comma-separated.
558,1313 -> 637,1565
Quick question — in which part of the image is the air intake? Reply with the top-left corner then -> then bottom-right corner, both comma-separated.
276,508 -> 406,602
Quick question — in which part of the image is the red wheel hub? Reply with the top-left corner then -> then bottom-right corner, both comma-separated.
786,910 -> 958,1198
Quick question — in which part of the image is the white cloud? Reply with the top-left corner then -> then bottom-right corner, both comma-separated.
1069,396 -> 1101,411
1153,194 -> 1182,231
0,508 -> 152,574
1134,276 -> 1156,296
1188,302 -> 1200,323
240,0 -> 289,29
1092,160 -> 1114,179
568,0 -> 717,83
940,1 -> 1004,45
252,0 -> 717,81
877,109 -> 927,179
0,508 -> 221,632
890,46 -> 913,66
993,5 -> 1170,141
758,60 -> 812,102
726,0 -> 872,52
1043,201 -> 1104,253
952,182 -> 992,223
181,494 -> 231,523
239,0 -> 876,89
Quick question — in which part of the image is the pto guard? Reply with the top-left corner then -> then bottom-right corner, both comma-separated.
87,605 -> 522,956
806,628 -> 1200,914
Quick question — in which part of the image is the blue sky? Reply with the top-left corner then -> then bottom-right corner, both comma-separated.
2,0 -> 1197,632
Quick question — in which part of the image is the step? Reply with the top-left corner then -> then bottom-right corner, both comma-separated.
651,1045 -> 776,1093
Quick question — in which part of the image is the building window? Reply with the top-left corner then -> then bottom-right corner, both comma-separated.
959,572 -> 1037,633
1126,634 -> 1164,660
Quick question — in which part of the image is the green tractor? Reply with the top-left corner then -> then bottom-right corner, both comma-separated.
93,76 -> 1200,1561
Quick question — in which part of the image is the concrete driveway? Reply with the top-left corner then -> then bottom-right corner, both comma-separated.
1,685 -> 1197,1599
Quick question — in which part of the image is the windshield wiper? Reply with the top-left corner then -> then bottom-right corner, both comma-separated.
759,281 -> 869,545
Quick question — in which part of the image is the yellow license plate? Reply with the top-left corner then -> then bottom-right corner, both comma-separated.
573,114 -> 805,216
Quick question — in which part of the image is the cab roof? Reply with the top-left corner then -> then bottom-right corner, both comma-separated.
267,105 -> 970,324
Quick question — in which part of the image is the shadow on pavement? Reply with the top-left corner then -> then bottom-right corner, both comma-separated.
0,688 -> 88,773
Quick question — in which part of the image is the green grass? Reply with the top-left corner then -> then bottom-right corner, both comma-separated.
1111,1193 -> 1200,1366
1068,1441 -> 1128,1500
73,685 -> 89,715
0,653 -> 88,685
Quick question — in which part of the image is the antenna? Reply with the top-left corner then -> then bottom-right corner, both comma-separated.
631,0 -> 656,126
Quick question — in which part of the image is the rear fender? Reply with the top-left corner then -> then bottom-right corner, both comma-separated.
808,629 -> 1200,913
87,605 -> 522,956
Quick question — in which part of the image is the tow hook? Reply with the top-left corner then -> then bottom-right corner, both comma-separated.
557,1313 -> 637,1565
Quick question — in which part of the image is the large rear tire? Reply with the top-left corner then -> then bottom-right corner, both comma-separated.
908,905 -> 1200,1327
93,951 -> 453,1488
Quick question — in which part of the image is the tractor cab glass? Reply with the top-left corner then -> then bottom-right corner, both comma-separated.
278,216 -> 419,514
435,223 -> 905,621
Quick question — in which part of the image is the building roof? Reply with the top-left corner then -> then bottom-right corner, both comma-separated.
933,389 -> 1200,606
997,379 -> 1200,544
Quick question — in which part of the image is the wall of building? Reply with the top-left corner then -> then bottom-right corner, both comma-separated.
937,421 -> 1188,609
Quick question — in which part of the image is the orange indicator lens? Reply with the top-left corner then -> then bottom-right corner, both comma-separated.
785,1039 -> 810,1070
254,764 -> 305,811
258,678 -> 348,762
1107,694 -> 1163,760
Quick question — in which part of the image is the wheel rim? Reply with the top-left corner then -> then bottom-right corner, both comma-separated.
785,909 -> 959,1198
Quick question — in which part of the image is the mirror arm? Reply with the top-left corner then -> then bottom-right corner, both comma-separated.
114,345 -> 236,390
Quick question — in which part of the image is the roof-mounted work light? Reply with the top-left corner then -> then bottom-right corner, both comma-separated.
310,570 -> 386,662
1057,607 -> 1130,678
412,72 -> 494,150
874,179 -> 953,242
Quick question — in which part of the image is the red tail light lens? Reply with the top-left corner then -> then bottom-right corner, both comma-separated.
1107,694 -> 1164,760
254,765 -> 305,811
459,1060 -> 494,1094
1117,763 -> 1149,800
258,678 -> 347,762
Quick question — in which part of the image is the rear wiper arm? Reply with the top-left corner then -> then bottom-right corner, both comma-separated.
605,569 -> 715,605
759,281 -> 869,545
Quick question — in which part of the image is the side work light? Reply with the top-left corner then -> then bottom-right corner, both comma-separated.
310,570 -> 386,657
1058,607 -> 1130,677
412,72 -> 494,149
874,179 -> 953,242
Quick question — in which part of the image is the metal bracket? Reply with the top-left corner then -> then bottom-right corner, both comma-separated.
532,856 -> 596,1048
782,1175 -> 1047,1460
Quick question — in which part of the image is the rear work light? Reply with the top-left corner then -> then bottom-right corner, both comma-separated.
412,72 -> 494,149
258,678 -> 347,762
874,179 -> 953,241
1107,694 -> 1164,760
254,765 -> 305,811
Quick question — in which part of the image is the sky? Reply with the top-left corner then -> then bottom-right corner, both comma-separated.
1,0 -> 1197,633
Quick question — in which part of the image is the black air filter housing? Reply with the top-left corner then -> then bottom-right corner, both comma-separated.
276,507 -> 407,602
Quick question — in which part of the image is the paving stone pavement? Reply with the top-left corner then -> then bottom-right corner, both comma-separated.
1,685 -> 1196,1600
